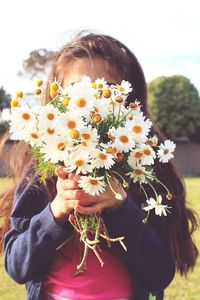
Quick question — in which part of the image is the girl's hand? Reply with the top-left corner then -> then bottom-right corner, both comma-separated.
50,166 -> 127,224
75,176 -> 127,215
50,167 -> 82,224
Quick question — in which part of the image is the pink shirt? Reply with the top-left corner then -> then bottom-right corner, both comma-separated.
43,235 -> 134,300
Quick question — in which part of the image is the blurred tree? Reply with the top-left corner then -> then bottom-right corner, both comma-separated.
148,75 -> 200,142
18,48 -> 57,79
0,87 -> 11,111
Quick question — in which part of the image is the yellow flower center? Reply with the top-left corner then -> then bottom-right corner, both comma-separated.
75,159 -> 84,166
132,125 -> 142,134
67,120 -> 76,129
129,102 -> 138,109
89,179 -> 98,185
98,83 -> 103,89
119,135 -> 128,143
146,140 -> 153,147
47,113 -> 55,120
115,96 -> 123,103
135,168 -> 143,176
10,99 -> 19,107
15,91 -> 23,98
99,153 -> 107,160
57,142 -> 65,151
81,141 -> 88,147
103,90 -> 111,98
93,93 -> 99,99
63,97 -> 70,106
117,85 -> 124,92
81,133 -> 91,140
70,129 -> 79,139
36,79 -> 43,87
34,88 -> 42,95
31,133 -> 38,139
135,151 -> 143,159
47,128 -> 55,134
50,82 -> 59,91
117,153 -> 124,161
22,113 -> 30,120
164,149 -> 169,154
76,98 -> 86,107
106,146 -> 117,154
143,148 -> 151,156
92,114 -> 102,123
50,90 -> 58,98
91,82 -> 97,89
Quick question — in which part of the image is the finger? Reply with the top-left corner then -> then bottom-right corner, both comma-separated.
75,203 -> 103,215
68,172 -> 81,182
55,166 -> 69,179
61,189 -> 85,200
60,179 -> 80,190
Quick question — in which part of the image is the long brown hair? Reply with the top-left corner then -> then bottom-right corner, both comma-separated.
0,31 -> 199,275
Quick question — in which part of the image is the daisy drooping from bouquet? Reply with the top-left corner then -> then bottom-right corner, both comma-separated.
9,76 -> 176,271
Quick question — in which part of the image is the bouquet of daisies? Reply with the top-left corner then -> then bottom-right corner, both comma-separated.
9,76 -> 175,270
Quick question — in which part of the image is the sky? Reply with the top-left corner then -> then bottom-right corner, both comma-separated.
0,0 -> 199,96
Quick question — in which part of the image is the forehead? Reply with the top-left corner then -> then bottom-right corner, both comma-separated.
63,57 -> 121,87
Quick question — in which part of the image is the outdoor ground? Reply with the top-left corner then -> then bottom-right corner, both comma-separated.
0,177 -> 200,300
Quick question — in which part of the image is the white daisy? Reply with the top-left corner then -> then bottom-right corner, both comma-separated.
146,135 -> 159,147
126,166 -> 152,183
94,78 -> 108,90
91,98 -> 110,119
127,149 -> 145,168
9,105 -> 37,131
79,125 -> 99,145
38,104 -> 59,127
39,125 -> 59,141
40,135 -> 71,163
78,175 -> 106,196
92,149 -> 115,170
125,116 -> 152,143
157,140 -> 176,163
67,82 -> 95,116
140,144 -> 156,165
116,80 -> 132,94
64,151 -> 93,174
57,112 -> 84,137
23,128 -> 42,147
109,127 -> 135,153
143,195 -> 171,217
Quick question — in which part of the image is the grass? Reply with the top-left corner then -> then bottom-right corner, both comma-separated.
0,177 -> 200,299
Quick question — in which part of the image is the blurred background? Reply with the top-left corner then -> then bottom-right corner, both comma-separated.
0,0 -> 200,299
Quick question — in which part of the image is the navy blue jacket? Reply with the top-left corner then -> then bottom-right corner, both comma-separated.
4,174 -> 175,300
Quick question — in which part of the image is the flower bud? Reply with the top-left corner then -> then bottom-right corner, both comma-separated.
70,129 -> 79,139
50,89 -> 58,98
103,89 -> 111,98
36,79 -> 43,87
92,113 -> 102,123
15,91 -> 23,98
10,99 -> 19,107
63,97 -> 70,106
34,89 -> 42,95
50,82 -> 59,91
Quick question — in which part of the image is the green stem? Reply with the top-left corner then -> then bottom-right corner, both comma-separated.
155,178 -> 172,197
147,180 -> 158,200
105,172 -> 123,200
140,184 -> 149,200
110,170 -> 128,188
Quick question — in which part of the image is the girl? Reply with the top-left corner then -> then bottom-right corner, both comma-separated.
0,32 -> 199,300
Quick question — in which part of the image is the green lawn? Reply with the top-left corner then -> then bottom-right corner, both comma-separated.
0,177 -> 200,299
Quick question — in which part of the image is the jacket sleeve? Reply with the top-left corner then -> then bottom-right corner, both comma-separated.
102,193 -> 175,295
4,176 -> 73,284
